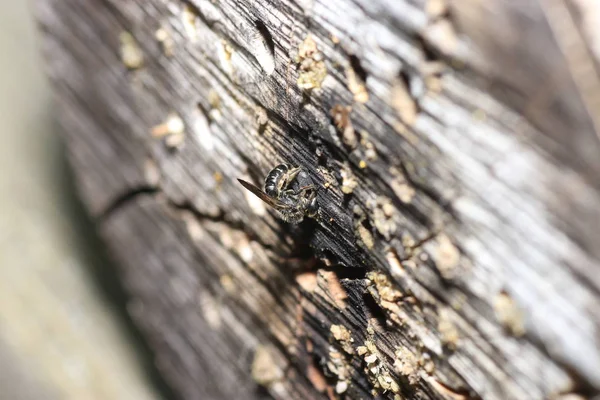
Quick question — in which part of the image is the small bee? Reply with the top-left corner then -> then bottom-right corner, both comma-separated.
238,164 -> 318,224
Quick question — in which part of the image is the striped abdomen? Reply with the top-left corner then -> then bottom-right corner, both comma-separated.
264,164 -> 291,197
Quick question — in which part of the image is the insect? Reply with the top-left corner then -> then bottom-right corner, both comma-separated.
238,164 -> 318,224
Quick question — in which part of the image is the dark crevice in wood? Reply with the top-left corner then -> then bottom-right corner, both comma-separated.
322,264 -> 367,281
196,102 -> 212,123
97,181 -> 296,264
168,198 -> 295,259
400,68 -> 420,109
416,32 -> 446,63
98,186 -> 159,221
362,291 -> 389,329
253,19 -> 275,60
348,53 -> 368,83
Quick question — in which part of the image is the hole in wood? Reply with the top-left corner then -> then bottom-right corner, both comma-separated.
362,291 -> 388,329
348,54 -> 367,84
249,19 -> 275,75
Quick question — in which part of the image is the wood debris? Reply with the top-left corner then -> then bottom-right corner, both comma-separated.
433,234 -> 460,279
252,345 -> 283,386
331,105 -> 357,149
358,340 -> 401,396
391,75 -> 418,126
438,307 -> 459,348
119,31 -> 144,70
346,65 -> 368,103
495,291 -> 525,336
155,26 -> 174,57
326,347 -> 350,395
340,164 -> 358,194
297,35 -> 327,90
151,113 -> 186,149
330,324 -> 354,354
394,346 -> 419,385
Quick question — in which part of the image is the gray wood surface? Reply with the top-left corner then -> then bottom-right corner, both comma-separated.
36,0 -> 600,399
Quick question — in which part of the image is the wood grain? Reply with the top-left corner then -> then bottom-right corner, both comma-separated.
36,0 -> 600,398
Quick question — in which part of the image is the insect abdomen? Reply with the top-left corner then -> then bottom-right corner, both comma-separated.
264,164 -> 289,196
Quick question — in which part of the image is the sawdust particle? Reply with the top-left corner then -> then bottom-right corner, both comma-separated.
296,271 -> 318,292
495,291 -> 525,336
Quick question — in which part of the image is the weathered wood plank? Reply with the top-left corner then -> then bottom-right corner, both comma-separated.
36,0 -> 600,399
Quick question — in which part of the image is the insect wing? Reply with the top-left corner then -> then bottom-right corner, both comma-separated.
237,179 -> 291,210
